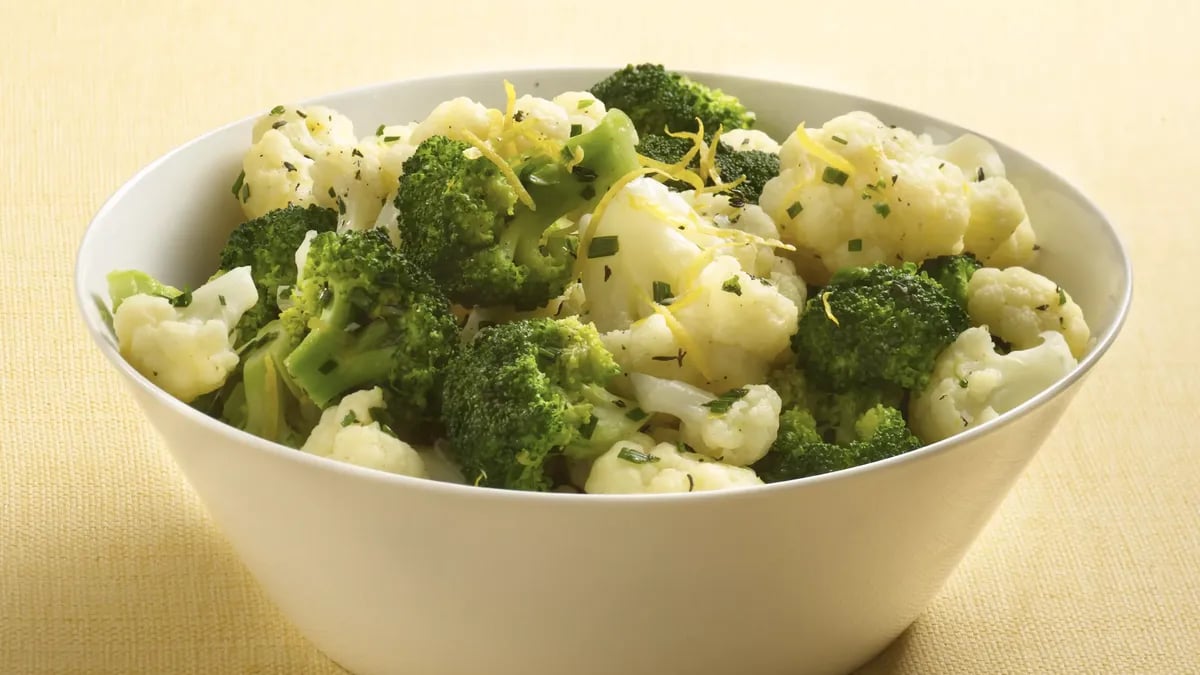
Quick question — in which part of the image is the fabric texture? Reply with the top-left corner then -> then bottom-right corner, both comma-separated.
1,0 -> 1196,672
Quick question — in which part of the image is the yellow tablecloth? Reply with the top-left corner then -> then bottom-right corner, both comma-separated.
3,1 -> 1196,672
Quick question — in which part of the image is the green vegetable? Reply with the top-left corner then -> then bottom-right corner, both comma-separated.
588,63 -> 755,138
753,404 -> 920,482
441,317 -> 640,491
634,133 -> 779,204
792,263 -> 968,392
396,109 -> 640,310
280,229 -> 459,437
918,253 -> 982,312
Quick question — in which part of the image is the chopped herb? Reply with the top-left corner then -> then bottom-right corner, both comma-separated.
569,123 -> 582,137
702,388 -> 749,414
577,99 -> 593,109
587,235 -> 619,258
652,280 -> 673,304
341,411 -> 358,427
513,110 -> 526,122
938,162 -> 945,170
821,166 -> 849,186
976,167 -> 985,181
831,135 -> 848,145
375,124 -> 385,136
579,415 -> 598,439
328,187 -> 337,200
217,294 -> 227,307
1033,244 -> 1043,251
1035,304 -> 1049,311
861,193 -> 872,201
572,165 -> 597,181
651,348 -> 686,366
891,174 -> 898,185
1057,286 -> 1067,305
786,201 -> 804,219
271,120 -> 287,130
230,170 -> 245,198
351,148 -> 363,158
618,446 -> 660,464
383,136 -> 400,143
336,197 -> 346,215
686,473 -> 695,491
874,203 -> 891,218
318,359 -> 338,375
283,161 -> 296,172
168,290 -> 193,308
354,169 -> 361,180
651,354 -> 678,362
240,183 -> 250,203
603,265 -> 612,282
728,195 -> 746,208
848,238 -> 863,252
296,110 -> 307,119
721,276 -> 742,296
958,378 -> 968,388
269,104 -> 286,116
580,184 -> 596,200
961,415 -> 969,427
624,407 -> 648,422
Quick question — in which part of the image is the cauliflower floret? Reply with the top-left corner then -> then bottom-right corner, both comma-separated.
239,105 -> 393,233
719,128 -> 781,154
629,373 -> 782,466
909,327 -> 1078,443
512,95 -> 570,143
584,434 -> 764,494
966,266 -> 1090,359
934,133 -> 1007,183
759,111 -> 1031,281
980,218 -> 1037,268
409,96 -> 504,147
113,267 -> 258,403
551,91 -> 608,135
301,387 -> 427,477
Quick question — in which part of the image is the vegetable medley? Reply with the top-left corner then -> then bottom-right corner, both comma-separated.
106,64 -> 1091,493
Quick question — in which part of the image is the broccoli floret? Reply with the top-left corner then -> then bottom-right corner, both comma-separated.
397,110 -> 640,310
441,317 -> 640,491
919,253 -> 982,311
635,134 -> 778,204
793,263 -> 968,392
281,229 -> 459,435
589,63 -> 755,138
217,204 -> 338,341
753,404 -> 921,482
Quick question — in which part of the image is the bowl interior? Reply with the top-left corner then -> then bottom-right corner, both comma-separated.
75,67 -> 1131,420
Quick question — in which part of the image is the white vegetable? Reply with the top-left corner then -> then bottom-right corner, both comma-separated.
759,111 -> 1033,281
909,327 -> 1078,443
409,97 -> 502,147
113,267 -> 258,403
551,91 -> 608,135
629,373 -> 782,466
301,388 -> 427,477
966,266 -> 1090,359
719,128 -> 781,154
584,434 -> 764,494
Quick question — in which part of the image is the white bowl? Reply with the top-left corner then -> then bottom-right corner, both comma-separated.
74,68 -> 1132,675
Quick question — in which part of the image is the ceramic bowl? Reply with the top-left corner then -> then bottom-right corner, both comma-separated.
74,68 -> 1132,675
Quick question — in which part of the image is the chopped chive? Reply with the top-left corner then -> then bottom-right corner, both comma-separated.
587,235 -> 619,258
569,123 -> 582,137
821,166 -> 849,186
831,135 -> 848,145
295,110 -> 307,119
976,167 -> 985,181
270,120 -> 287,130
240,183 -> 250,203
786,201 -> 804,219
231,170 -> 245,198
1035,304 -> 1049,311
874,203 -> 891,219
375,124 -> 385,136
686,473 -> 695,491
283,161 -> 296,172
269,104 -> 286,115
938,162 -> 945,170
577,99 -> 593,109
652,280 -> 672,304
624,407 -> 648,422
513,110 -> 526,122
721,275 -> 742,296
168,290 -> 193,308
651,353 -> 678,362
352,148 -> 364,158
958,378 -> 968,388
891,173 -> 898,185
618,446 -> 659,464
847,238 -> 863,252
702,388 -> 749,414
603,265 -> 612,282
383,136 -> 400,143
341,411 -> 358,427
1057,286 -> 1067,305
217,294 -> 227,307
336,197 -> 346,215
327,187 -> 337,199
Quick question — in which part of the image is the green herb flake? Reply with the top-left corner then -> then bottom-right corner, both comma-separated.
624,407 -> 648,422
282,161 -> 296,172
269,104 -> 286,116
271,120 -> 287,130
686,473 -> 695,491
336,196 -> 346,215
579,415 -> 599,439
721,276 -> 742,296
168,290 -> 193,308
570,123 -> 583,137
341,411 -> 358,427
786,201 -> 804,219
958,378 -> 968,388
327,187 -> 337,200
351,148 -> 364,158
847,238 -> 863,252
240,182 -> 250,203
831,135 -> 848,145
603,265 -> 612,282
295,110 -> 307,119
577,99 -> 594,109
821,166 -> 849,186
874,203 -> 891,219
702,388 -> 749,414
217,294 -> 227,307
976,167 -> 986,181
587,235 -> 619,258
1035,304 -> 1049,311
230,170 -> 246,198
652,280 -> 672,304
618,446 -> 660,464
375,124 -> 385,136
938,162 -> 945,170
383,136 -> 400,143
1057,287 -> 1067,306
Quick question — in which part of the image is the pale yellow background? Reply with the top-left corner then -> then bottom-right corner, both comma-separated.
2,0 -> 1196,673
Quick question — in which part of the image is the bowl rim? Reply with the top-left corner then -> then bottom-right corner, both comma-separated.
74,65 -> 1134,504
